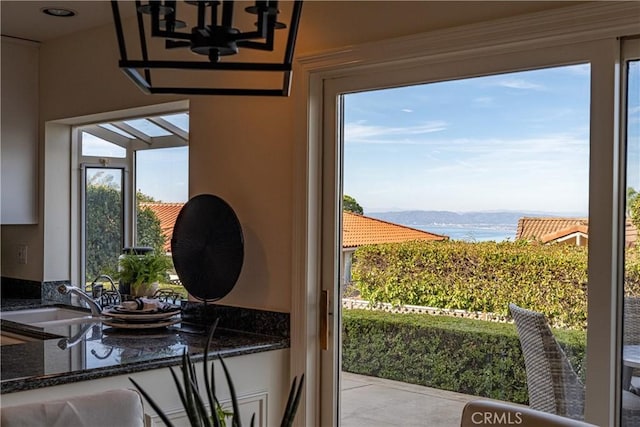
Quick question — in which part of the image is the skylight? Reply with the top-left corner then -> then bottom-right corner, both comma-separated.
160,113 -> 189,132
99,123 -> 135,139
123,119 -> 172,137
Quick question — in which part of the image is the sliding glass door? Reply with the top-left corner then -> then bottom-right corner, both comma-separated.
316,38 -> 628,426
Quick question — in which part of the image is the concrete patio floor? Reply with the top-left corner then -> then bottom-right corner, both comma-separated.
341,372 -> 478,427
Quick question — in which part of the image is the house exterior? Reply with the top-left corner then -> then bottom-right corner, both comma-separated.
342,211 -> 447,284
517,217 -> 638,247
516,217 -> 590,246
139,202 -> 184,253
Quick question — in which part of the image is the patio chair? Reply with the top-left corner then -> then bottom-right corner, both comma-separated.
624,297 -> 640,346
509,303 -> 640,426
624,297 -> 640,391
0,388 -> 145,427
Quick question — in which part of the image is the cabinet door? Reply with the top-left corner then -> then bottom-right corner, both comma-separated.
1,37 -> 38,224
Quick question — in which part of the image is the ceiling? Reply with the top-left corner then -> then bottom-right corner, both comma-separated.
0,1 -> 127,42
1,1 -> 589,46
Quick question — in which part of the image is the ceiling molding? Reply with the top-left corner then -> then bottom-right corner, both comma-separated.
298,2 -> 640,73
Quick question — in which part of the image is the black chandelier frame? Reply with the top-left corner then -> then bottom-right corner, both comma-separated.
111,0 -> 303,96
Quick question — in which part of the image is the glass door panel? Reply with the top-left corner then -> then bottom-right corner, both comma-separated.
622,37 -> 640,427
83,167 -> 124,287
340,64 -> 591,426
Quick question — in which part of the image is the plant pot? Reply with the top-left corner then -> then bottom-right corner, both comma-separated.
131,282 -> 159,297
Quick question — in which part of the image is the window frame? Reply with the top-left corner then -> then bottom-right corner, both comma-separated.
74,110 -> 189,288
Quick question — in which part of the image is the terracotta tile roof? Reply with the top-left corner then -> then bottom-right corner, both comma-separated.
517,216 -> 638,246
540,225 -> 589,244
343,211 -> 447,248
139,202 -> 184,252
516,217 -> 588,241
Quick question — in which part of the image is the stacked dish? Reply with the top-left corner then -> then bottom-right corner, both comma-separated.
101,303 -> 181,329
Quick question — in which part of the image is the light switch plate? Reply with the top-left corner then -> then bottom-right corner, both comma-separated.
16,245 -> 27,264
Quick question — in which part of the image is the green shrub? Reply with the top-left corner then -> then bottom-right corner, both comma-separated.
352,240 -> 591,329
342,309 -> 586,404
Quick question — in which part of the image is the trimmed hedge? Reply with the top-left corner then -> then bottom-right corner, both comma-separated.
352,240 -> 589,329
342,309 -> 586,404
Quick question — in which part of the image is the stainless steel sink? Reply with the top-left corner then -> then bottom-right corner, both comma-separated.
0,330 -> 39,345
0,307 -> 95,327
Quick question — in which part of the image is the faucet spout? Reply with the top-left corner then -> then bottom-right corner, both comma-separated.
57,284 -> 103,316
58,323 -> 99,350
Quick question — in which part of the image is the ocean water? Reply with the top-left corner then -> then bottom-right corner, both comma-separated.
413,224 -> 516,242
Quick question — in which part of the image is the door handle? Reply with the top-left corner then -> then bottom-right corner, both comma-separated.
320,290 -> 329,350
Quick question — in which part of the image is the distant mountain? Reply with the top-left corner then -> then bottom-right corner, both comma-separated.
366,210 -> 568,227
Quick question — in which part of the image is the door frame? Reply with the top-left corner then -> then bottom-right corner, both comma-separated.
291,3 -> 640,426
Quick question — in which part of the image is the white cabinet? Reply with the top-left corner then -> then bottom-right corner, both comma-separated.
0,349 -> 290,427
1,36 -> 39,224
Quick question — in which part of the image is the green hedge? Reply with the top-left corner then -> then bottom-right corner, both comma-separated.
352,240 -> 589,329
342,309 -> 586,404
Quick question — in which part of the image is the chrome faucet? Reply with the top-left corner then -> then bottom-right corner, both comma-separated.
89,274 -> 121,306
57,323 -> 100,350
57,284 -> 103,316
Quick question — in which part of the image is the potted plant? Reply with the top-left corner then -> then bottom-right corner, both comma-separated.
118,251 -> 172,297
130,321 -> 304,427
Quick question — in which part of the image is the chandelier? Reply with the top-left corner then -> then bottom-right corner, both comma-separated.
111,1 -> 303,96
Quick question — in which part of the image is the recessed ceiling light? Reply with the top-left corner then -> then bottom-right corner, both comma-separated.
41,7 -> 76,18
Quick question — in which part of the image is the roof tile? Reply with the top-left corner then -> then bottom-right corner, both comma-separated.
343,211 -> 447,248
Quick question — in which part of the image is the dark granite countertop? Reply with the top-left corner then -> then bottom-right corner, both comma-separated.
0,301 -> 290,394
0,298 -> 45,311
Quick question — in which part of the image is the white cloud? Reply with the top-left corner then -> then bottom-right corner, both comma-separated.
496,78 -> 545,90
564,64 -> 591,76
344,132 -> 590,212
345,120 -> 448,143
401,108 -> 413,113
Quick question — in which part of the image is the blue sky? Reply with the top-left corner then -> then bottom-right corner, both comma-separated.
343,64 -> 600,214
137,146 -> 189,202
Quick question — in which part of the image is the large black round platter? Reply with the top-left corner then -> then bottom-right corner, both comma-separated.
171,194 -> 244,301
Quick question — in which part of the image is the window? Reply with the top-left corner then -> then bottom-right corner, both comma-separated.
340,64 -> 590,425
77,112 -> 189,287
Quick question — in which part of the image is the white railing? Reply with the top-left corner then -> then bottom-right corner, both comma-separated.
341,298 -> 511,323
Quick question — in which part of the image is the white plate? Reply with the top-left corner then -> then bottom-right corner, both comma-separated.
102,308 -> 181,321
102,317 -> 180,329
113,303 -> 180,314
113,306 -> 159,313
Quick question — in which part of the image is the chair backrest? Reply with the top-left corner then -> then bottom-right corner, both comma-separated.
509,303 -> 584,420
624,297 -> 640,345
460,399 -> 597,427
0,388 -> 145,427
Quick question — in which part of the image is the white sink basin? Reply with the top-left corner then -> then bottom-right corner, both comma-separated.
0,307 -> 95,327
